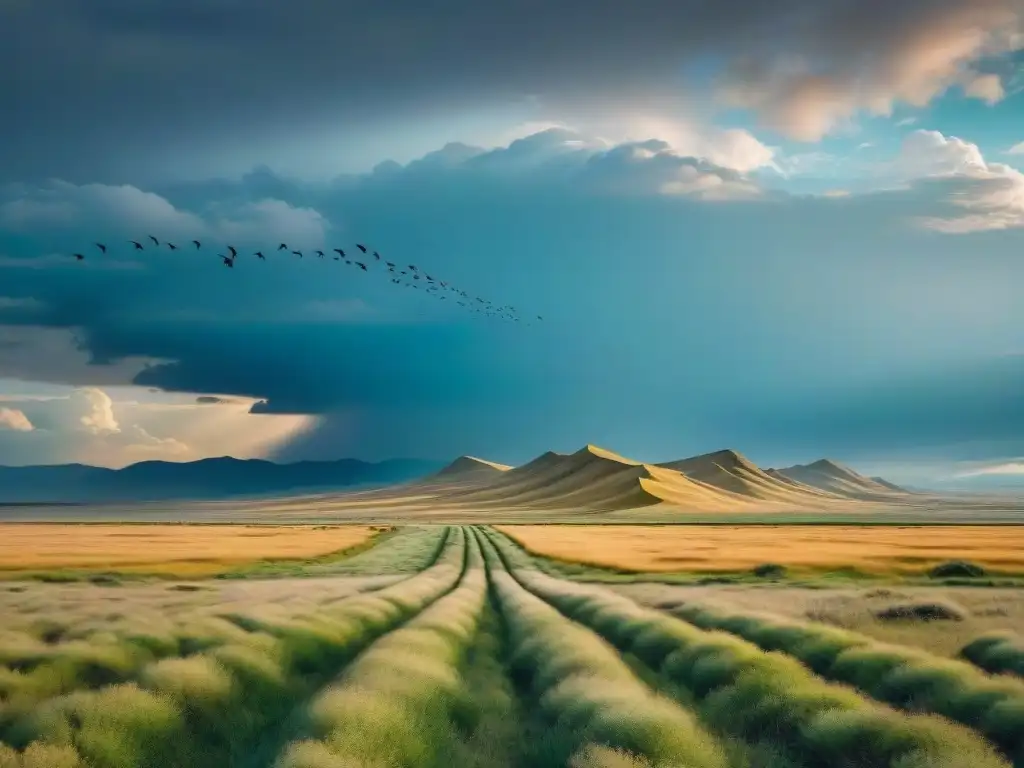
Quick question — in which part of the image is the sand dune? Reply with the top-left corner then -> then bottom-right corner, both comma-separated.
658,449 -> 843,504
275,446 -> 916,516
425,455 -> 512,482
402,444 -> 873,514
776,458 -> 908,500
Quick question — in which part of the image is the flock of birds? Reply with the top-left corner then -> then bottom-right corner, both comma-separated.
71,236 -> 541,324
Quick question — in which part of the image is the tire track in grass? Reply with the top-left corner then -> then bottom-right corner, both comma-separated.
271,528 -> 488,767
481,527 -> 1012,768
0,528 -> 469,768
478,530 -> 730,768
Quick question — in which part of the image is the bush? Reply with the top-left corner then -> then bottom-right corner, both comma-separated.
874,600 -> 967,622
961,631 -> 1024,678
928,560 -> 987,578
752,563 -> 787,579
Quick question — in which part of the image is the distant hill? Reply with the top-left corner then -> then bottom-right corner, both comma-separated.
774,459 -> 908,499
0,456 -> 444,503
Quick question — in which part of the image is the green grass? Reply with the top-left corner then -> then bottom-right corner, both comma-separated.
661,600 -> 1024,763
4,523 -> 1024,768
0,529 -> 468,767
482,527 -> 1013,768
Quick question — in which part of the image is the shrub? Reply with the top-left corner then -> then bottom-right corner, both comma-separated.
961,631 -> 1024,678
928,561 -> 987,578
874,600 -> 967,622
752,563 -> 786,579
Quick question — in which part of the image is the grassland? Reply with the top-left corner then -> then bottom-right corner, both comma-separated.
3,522 -> 1024,767
499,523 -> 1024,578
0,524 -> 381,578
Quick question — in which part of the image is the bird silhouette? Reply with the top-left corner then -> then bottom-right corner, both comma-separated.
409,264 -> 417,271
278,243 -> 288,251
373,251 -> 380,260
385,261 -> 395,268
333,248 -> 346,257
192,240 -> 201,249
94,243 -> 107,254
148,235 -> 159,246
255,251 -> 265,260
73,253 -> 85,261
129,240 -> 144,250
292,250 -> 303,258
167,242 -> 178,251
220,255 -> 234,268
355,262 -> 367,271
315,250 -> 324,258
227,245 -> 237,259
356,244 -> 367,253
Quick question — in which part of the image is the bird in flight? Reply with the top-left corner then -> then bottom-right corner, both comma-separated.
73,253 -> 85,261
192,240 -> 201,249
278,243 -> 288,251
129,240 -> 144,250
373,251 -> 380,260
315,250 -> 324,258
220,254 -> 234,268
333,248 -> 346,257
94,243 -> 106,254
356,244 -> 367,253
292,250 -> 303,258
409,264 -> 417,271
167,242 -> 178,251
255,251 -> 265,260
355,261 -> 367,271
227,245 -> 237,259
148,235 -> 160,246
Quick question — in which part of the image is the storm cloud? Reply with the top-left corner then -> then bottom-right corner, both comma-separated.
0,0 -> 1020,182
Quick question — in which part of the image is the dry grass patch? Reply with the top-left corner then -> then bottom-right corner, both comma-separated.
0,524 -> 377,577
498,524 -> 1024,575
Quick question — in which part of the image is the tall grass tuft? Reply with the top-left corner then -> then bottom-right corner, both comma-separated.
667,600 -> 1024,762
482,528 -> 1011,768
481,534 -> 728,768
961,631 -> 1024,678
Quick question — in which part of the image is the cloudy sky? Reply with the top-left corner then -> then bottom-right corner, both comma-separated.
1,0 -> 1023,486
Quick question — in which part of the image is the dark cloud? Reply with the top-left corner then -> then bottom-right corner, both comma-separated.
0,0 -> 1018,181
2,128 -> 1024,464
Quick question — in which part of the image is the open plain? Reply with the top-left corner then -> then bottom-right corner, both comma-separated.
3,448 -> 1024,767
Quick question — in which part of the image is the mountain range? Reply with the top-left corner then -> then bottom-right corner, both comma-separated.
0,457 -> 444,503
394,445 -> 912,513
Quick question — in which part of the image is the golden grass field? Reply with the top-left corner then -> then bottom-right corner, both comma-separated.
498,524 -> 1024,574
0,523 -> 376,576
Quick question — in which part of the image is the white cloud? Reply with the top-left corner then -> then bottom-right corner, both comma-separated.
0,385 -> 311,467
1008,141 -> 1024,156
716,2 -> 1022,141
895,117 -> 919,127
963,72 -> 1006,104
894,130 -> 1024,233
954,461 -> 1024,477
0,181 -> 330,250
75,387 -> 119,434
0,408 -> 33,432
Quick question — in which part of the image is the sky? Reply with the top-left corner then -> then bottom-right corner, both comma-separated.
1,0 -> 1023,487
